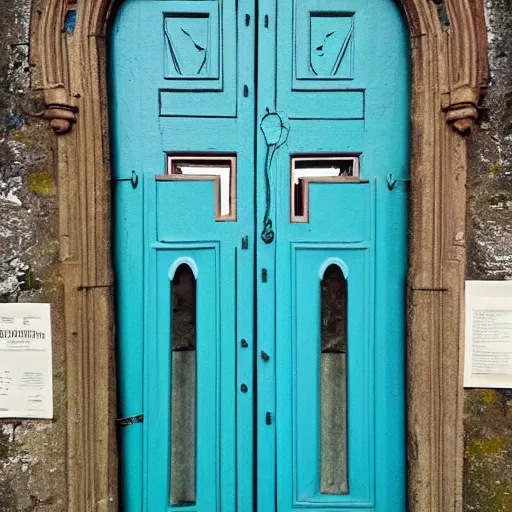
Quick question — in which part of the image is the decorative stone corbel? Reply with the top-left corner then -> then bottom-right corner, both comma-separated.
445,103 -> 479,134
43,84 -> 78,134
444,86 -> 481,134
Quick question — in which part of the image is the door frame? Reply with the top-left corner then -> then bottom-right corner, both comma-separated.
35,0 -> 488,510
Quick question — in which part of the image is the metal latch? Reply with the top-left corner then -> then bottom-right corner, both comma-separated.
116,414 -> 143,427
114,170 -> 139,189
386,172 -> 410,190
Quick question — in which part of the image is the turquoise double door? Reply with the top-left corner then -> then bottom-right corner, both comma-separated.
110,0 -> 409,510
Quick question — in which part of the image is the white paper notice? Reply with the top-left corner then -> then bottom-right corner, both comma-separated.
465,281 -> 512,388
0,303 -> 53,418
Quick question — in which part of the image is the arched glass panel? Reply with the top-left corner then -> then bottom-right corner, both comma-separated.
170,263 -> 197,505
320,264 -> 348,495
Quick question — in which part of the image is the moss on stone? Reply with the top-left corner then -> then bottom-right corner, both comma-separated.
464,389 -> 512,511
27,172 -> 56,195
10,130 -> 37,148
466,437 -> 506,458
465,462 -> 512,511
479,389 -> 502,405
489,163 -> 504,175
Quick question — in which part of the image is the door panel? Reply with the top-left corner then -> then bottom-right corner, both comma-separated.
111,1 -> 256,510
293,247 -> 372,505
268,0 -> 408,510
110,0 -> 409,510
147,247 -> 225,510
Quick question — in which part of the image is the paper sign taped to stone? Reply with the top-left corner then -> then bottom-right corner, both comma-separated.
0,303 -> 53,418
465,281 -> 512,388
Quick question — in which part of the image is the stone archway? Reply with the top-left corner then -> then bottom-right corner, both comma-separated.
34,0 -> 488,510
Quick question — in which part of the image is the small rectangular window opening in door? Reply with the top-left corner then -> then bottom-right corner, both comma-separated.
291,155 -> 360,222
165,155 -> 237,221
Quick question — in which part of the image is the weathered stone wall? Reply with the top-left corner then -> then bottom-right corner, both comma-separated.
0,0 -> 66,510
464,0 -> 512,510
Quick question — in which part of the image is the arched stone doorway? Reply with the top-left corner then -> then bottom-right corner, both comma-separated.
34,0 -> 488,510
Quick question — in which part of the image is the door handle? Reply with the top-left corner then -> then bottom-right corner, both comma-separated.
259,110 -> 290,243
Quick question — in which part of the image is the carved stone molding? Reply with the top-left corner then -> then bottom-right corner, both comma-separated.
34,0 -> 488,510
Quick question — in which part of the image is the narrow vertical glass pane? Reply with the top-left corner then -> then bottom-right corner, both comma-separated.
170,264 -> 197,505
320,264 -> 348,495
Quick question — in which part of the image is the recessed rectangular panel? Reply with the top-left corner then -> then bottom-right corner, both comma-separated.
148,247 -> 223,510
293,0 -> 361,91
164,12 -> 219,80
156,180 -> 219,241
159,87 -> 237,118
306,183 -> 370,241
280,90 -> 364,120
295,12 -> 355,81
163,1 -> 221,88
293,246 -> 373,506
278,0 -> 366,121
159,0 -> 237,117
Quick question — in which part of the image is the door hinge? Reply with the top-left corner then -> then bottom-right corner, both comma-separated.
266,412 -> 272,425
116,414 -> 143,427
241,235 -> 249,249
114,170 -> 139,189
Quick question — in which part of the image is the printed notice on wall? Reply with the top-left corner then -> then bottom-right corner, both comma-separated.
0,303 -> 53,418
465,281 -> 512,388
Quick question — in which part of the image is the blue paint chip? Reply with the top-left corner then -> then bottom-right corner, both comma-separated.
7,112 -> 23,131
64,10 -> 77,34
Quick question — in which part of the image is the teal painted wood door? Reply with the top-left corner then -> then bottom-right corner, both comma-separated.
110,1 -> 409,511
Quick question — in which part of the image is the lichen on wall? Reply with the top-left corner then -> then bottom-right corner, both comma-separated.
464,390 -> 512,511
0,0 -> 66,509
465,0 -> 512,510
